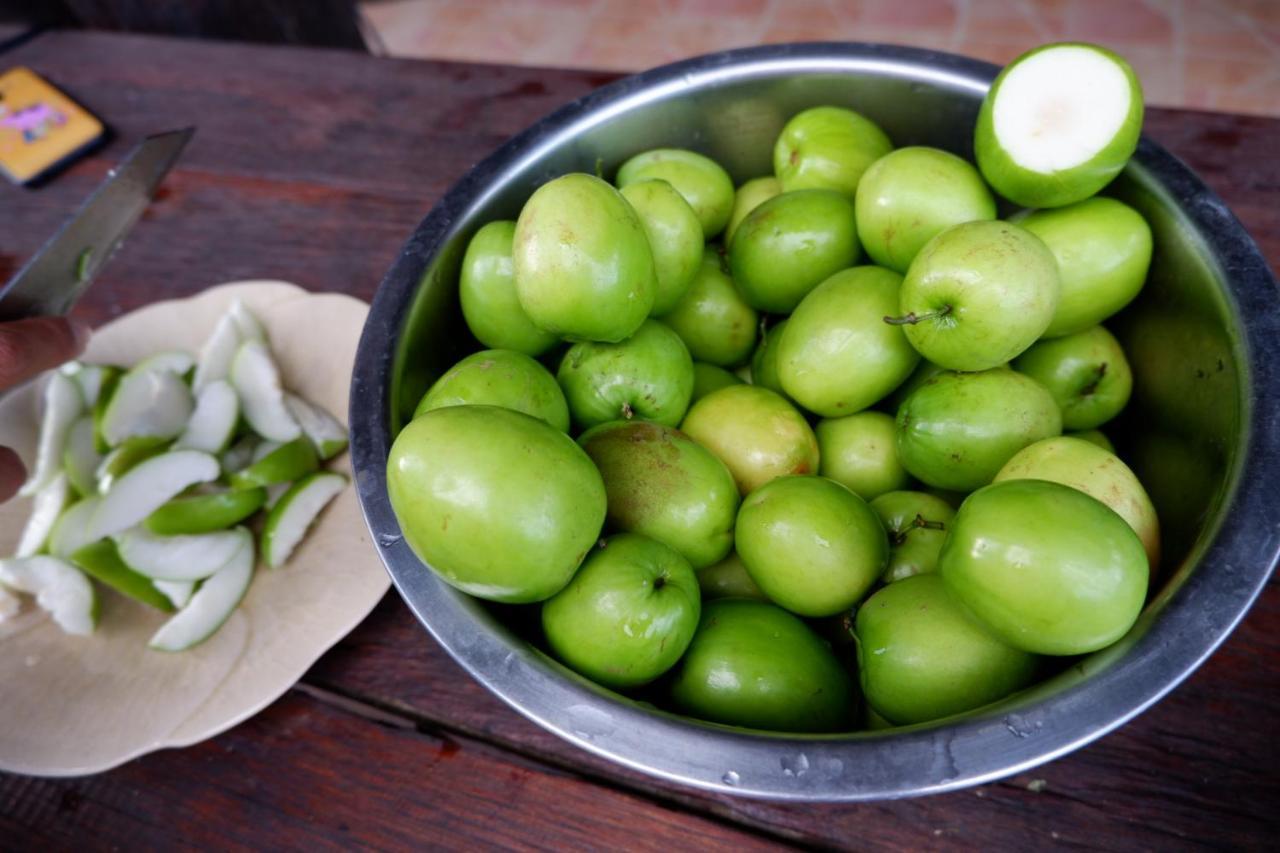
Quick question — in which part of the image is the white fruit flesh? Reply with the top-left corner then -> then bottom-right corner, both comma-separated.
0,584 -> 20,623
154,579 -> 196,609
63,415 -> 102,496
285,393 -> 348,459
134,350 -> 195,376
175,380 -> 239,453
0,556 -> 96,636
101,368 -> 194,448
231,340 -> 301,442
149,528 -> 253,651
63,363 -> 112,408
993,45 -> 1131,173
20,372 -> 83,497
17,472 -> 70,557
252,439 -> 282,464
230,299 -> 266,342
89,450 -> 220,540
263,472 -> 346,568
49,497 -> 101,559
193,313 -> 241,393
114,527 -> 246,581
264,482 -> 291,510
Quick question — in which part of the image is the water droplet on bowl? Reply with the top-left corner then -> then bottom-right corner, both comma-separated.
722,770 -> 740,786
567,704 -> 616,742
376,532 -> 403,548
781,752 -> 810,777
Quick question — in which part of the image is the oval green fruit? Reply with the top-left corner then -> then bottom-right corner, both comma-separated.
658,248 -> 758,367
749,320 -> 789,399
414,349 -> 570,432
870,490 -> 957,583
387,406 -> 606,603
725,176 -> 781,246
616,148 -> 735,239
619,179 -> 704,315
896,368 -> 1062,491
938,479 -> 1149,655
691,362 -> 742,403
668,599 -> 855,732
856,574 -> 1038,725
557,320 -> 694,429
1069,428 -> 1115,453
773,106 -> 892,197
695,551 -> 766,601
458,220 -> 558,356
1012,325 -> 1132,430
513,173 -> 655,342
736,475 -> 887,617
816,411 -> 910,501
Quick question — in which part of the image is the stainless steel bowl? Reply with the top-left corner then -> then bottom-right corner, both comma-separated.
350,43 -> 1280,801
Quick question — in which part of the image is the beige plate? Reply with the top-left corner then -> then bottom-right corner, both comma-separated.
0,281 -> 390,777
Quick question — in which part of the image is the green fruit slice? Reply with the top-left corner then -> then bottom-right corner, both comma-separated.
114,526 -> 247,581
975,42 -> 1144,208
230,299 -> 266,342
231,340 -> 301,442
143,487 -> 267,535
175,379 -> 239,454
95,438 -> 167,494
62,363 -> 119,409
63,415 -> 102,497
219,435 -> 259,476
48,496 -> 101,559
99,366 -> 194,448
228,437 -> 318,489
148,527 -> 254,651
91,367 -> 123,453
134,350 -> 195,377
16,472 -> 70,557
284,394 -> 348,459
89,450 -> 221,540
0,555 -> 98,635
194,313 -> 241,392
153,579 -> 195,609
261,471 -> 346,568
69,539 -> 175,612
19,372 -> 83,497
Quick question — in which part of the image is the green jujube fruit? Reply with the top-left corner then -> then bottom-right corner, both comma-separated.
778,266 -> 920,417
668,599 -> 855,732
896,368 -> 1062,491
616,148 -> 735,239
458,220 -> 558,356
658,248 -> 758,367
856,574 -> 1038,725
938,479 -> 1149,655
749,320 -> 789,399
816,411 -> 911,501
579,420 -> 738,569
725,176 -> 781,245
386,406 -> 606,603
414,349 -> 570,432
855,147 -> 997,273
691,362 -> 743,403
619,180 -> 704,315
513,173 -> 656,343
1012,325 -> 1132,430
1069,429 -> 1115,453
144,488 -> 267,535
1018,197 -> 1152,338
773,106 -> 893,198
869,490 -> 957,583
557,320 -> 694,429
695,551 -> 766,601
729,190 -> 861,314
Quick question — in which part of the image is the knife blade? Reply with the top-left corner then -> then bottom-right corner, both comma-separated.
0,127 -> 195,321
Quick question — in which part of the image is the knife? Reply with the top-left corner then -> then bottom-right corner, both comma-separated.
0,127 -> 195,321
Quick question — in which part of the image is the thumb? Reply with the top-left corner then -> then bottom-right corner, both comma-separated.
0,316 -> 91,391
0,446 -> 26,503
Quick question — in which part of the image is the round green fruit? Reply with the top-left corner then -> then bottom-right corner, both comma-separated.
414,349 -> 569,432
616,148 -> 735,239
458,220 -> 558,356
557,319 -> 694,429
870,490 -> 957,583
773,106 -> 892,197
815,411 -> 910,501
691,362 -> 742,403
695,551 -> 766,601
658,248 -> 758,367
1069,429 -> 1115,453
619,179 -> 704,315
749,320 -> 789,399
725,176 -> 781,246
1013,325 -> 1132,430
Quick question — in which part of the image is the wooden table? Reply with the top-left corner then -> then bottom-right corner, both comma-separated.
1,28 -> 1277,850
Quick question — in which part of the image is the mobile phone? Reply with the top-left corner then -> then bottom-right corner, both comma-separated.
0,66 -> 105,186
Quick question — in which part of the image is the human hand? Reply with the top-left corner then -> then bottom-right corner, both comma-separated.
0,317 -> 91,501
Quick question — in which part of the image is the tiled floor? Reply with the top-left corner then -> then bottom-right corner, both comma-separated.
360,0 -> 1280,116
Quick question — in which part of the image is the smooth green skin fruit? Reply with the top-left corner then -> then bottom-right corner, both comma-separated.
91,367 -> 123,453
816,412 -> 911,501
975,42 -> 1144,209
1018,197 -> 1153,338
736,475 -> 886,617
897,221 -> 1060,371
579,420 -> 738,569
1070,428 -> 1115,453
691,362 -> 743,403
144,488 -> 268,535
724,176 -> 781,245
619,180 -> 704,315
658,249 -> 758,367
387,406 -> 606,603
779,266 -> 920,417
856,147 -> 997,273
695,551 -> 766,600
896,368 -> 1063,491
856,574 -> 1038,725
749,320 -> 789,399
1013,325 -> 1132,430
542,533 -> 700,689
939,479 -> 1149,655
668,599 -> 855,732
557,320 -> 694,429
773,106 -> 893,198
869,490 -> 957,583
883,359 -> 945,412
70,539 -> 175,612
616,148 -> 735,239
414,349 -> 570,432
228,436 -> 318,489
995,435 -> 1160,568
459,220 -> 558,356
680,385 -> 819,496
513,173 -> 656,343
729,189 -> 861,314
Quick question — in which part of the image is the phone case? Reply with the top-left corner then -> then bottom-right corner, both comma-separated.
0,66 -> 105,185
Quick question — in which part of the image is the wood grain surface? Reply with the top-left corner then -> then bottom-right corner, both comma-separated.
1,29 -> 1277,850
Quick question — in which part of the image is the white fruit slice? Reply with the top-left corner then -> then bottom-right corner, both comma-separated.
231,340 -> 300,442
251,439 -> 282,464
264,482 -> 291,510
48,496 -> 102,559
174,380 -> 239,453
0,584 -> 20,623
219,435 -> 259,476
134,350 -> 195,377
19,372 -> 83,497
0,556 -> 97,636
100,367 -> 194,448
154,579 -> 196,609
89,450 -> 220,540
60,362 -> 116,408
148,528 -> 253,652
975,42 -> 1144,208
193,313 -> 240,393
16,472 -> 70,557
262,472 -> 346,568
63,415 -> 102,496
285,393 -> 348,459
95,439 -> 165,494
114,527 -> 246,581
230,299 -> 266,343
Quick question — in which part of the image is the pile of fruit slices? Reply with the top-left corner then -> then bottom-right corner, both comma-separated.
0,299 -> 349,651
